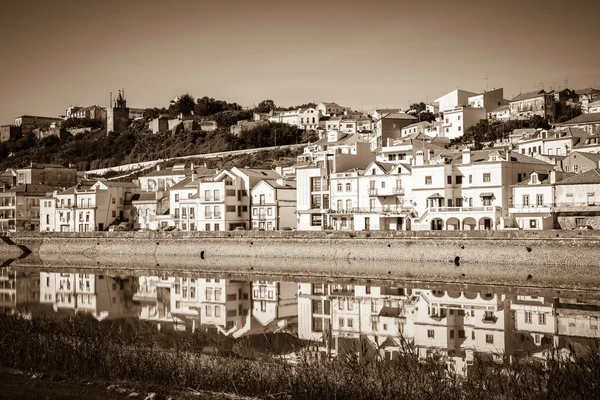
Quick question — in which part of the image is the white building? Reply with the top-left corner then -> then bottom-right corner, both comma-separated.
250,179 -> 296,230
40,180 -> 140,232
434,89 -> 478,113
508,170 -> 559,230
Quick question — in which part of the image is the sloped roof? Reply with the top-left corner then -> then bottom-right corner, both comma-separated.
568,151 -> 600,163
169,177 -> 196,191
511,90 -> 546,102
489,105 -> 510,113
575,88 -> 600,96
562,112 -> 600,125
133,193 -> 161,202
235,168 -> 282,179
143,166 -> 189,178
450,149 -> 552,165
7,184 -> 57,194
381,112 -> 417,120
402,121 -> 432,130
555,168 -> 600,185
100,181 -> 138,188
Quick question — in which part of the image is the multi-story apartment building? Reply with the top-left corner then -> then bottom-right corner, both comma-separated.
328,161 -> 414,231
508,170 -> 560,230
509,90 -> 554,121
488,105 -> 510,121
174,167 -> 282,231
560,151 -> 600,174
138,163 -> 191,192
554,168 -> 600,229
401,121 -> 433,137
440,106 -> 487,140
467,88 -> 506,110
15,163 -> 78,187
370,112 -> 417,151
0,184 -> 55,232
378,136 -> 449,165
269,107 -> 320,130
557,113 -> 600,135
316,102 -> 350,117
250,179 -> 296,230
40,180 -> 140,232
410,148 -> 552,230
516,127 -> 588,157
434,89 -> 478,113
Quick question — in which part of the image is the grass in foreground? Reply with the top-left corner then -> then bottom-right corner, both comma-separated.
1,313 -> 600,399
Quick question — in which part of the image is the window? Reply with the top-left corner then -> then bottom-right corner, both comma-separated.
486,334 -> 494,344
311,214 -> 322,226
346,183 -> 351,192
530,219 -> 537,229
339,318 -> 344,327
482,197 -> 491,206
525,311 -> 532,323
215,306 -> 221,317
310,177 -> 322,192
267,208 -> 272,216
575,217 -> 586,226
206,305 -> 212,316
112,211 -> 116,218
469,175 -> 472,184
347,319 -> 353,328
456,176 -> 463,184
539,313 -> 546,325
337,183 -> 342,192
312,318 -> 323,332
450,330 -> 455,339
458,330 -> 465,339
425,176 -> 432,185
536,194 -> 544,206
447,175 -> 452,185
483,173 -> 491,182
427,329 -> 435,338
523,195 -> 530,207
206,288 -> 212,301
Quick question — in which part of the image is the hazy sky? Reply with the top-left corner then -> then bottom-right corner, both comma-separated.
1,0 -> 599,125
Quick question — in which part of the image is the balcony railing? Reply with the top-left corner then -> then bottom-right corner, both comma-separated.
203,212 -> 222,219
199,196 -> 223,202
329,206 -> 413,215
429,206 -> 501,213
369,187 -> 405,196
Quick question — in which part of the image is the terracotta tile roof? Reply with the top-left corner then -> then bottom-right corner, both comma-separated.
511,90 -> 547,102
555,168 -> 600,185
562,112 -> 600,125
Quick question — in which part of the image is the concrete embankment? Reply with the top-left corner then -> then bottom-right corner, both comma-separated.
4,230 -> 600,267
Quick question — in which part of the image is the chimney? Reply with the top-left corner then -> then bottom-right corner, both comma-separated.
462,148 -> 471,165
550,167 -> 563,184
156,164 -> 161,171
415,151 -> 424,166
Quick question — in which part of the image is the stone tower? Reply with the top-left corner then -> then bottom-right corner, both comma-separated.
107,90 -> 130,134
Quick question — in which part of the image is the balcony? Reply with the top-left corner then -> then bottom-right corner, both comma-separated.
203,212 -> 222,219
427,206 -> 502,230
199,196 -> 223,202
369,187 -> 405,196
329,206 -> 413,215
509,204 -> 552,215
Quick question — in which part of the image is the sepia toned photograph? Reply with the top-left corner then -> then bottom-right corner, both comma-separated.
1,0 -> 600,398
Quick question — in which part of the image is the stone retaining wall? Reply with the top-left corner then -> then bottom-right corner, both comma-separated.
5,232 -> 600,269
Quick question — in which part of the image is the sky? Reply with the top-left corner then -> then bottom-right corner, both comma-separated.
0,0 -> 599,125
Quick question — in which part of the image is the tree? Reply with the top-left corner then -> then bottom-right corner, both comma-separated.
407,102 -> 437,123
173,93 -> 195,117
255,100 -> 276,113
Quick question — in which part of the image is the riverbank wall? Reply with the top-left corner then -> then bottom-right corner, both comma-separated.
3,230 -> 600,268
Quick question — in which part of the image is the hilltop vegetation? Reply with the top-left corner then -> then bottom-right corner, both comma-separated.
0,94 -> 316,171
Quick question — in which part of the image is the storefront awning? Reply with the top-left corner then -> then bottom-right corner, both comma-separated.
479,192 -> 495,198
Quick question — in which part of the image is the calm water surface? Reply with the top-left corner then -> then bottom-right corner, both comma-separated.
2,263 -> 600,374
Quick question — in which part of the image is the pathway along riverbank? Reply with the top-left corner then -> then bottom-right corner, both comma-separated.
2,230 -> 600,268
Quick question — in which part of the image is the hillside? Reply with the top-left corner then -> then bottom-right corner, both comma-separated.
0,114 -> 313,172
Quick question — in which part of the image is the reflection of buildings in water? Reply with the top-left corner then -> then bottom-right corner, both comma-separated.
0,269 -> 39,313
133,275 -> 174,325
510,295 -> 557,358
39,272 -> 138,320
169,278 -> 298,338
297,283 -> 513,375
252,281 -> 298,330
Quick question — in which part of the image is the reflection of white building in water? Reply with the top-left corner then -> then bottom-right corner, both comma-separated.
39,272 -> 138,320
